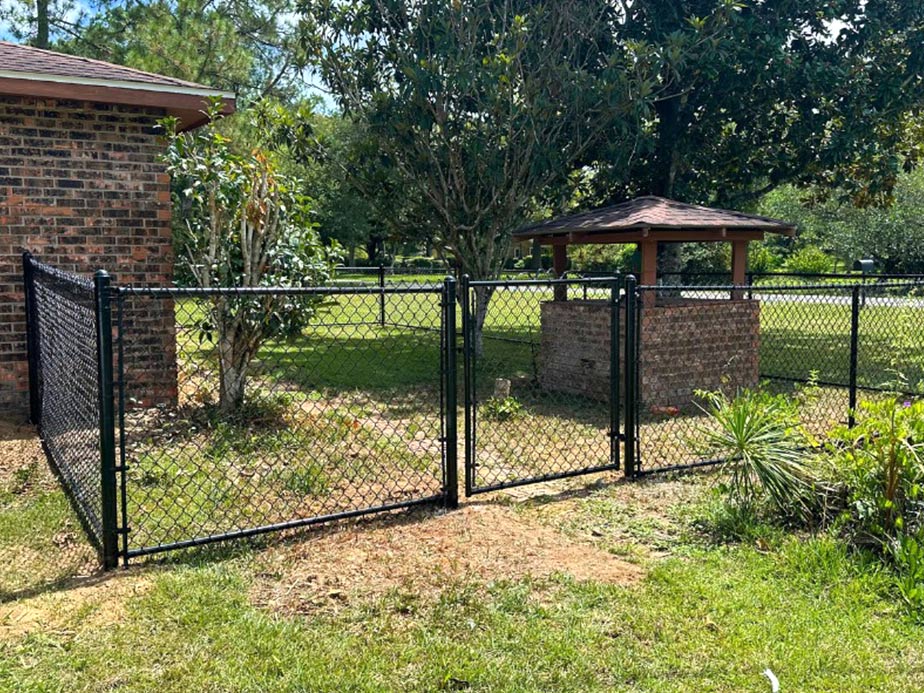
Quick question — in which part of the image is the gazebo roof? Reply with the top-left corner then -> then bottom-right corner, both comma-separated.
515,196 -> 795,244
0,41 -> 235,130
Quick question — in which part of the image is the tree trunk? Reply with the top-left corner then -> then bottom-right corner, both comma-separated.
472,284 -> 493,358
218,331 -> 249,414
36,0 -> 49,48
653,95 -> 683,284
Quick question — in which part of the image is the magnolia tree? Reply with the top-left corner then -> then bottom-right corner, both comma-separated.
163,102 -> 336,412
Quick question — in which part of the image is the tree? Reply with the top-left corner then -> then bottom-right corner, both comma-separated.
600,0 -> 924,207
756,167 -> 924,274
304,0 -> 658,351
162,102 -> 336,412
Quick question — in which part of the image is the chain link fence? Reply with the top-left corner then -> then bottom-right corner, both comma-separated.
13,254 -> 924,585
628,279 -> 924,474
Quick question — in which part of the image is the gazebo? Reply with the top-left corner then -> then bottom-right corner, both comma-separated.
514,196 -> 796,409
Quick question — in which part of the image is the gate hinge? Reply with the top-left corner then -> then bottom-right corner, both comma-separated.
608,431 -> 626,441
115,527 -> 131,535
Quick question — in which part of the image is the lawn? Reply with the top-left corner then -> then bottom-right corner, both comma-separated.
2,473 -> 924,692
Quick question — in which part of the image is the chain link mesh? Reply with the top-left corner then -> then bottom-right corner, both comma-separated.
632,280 -> 924,473
0,258 -> 102,597
464,278 -> 620,493
117,285 -> 449,558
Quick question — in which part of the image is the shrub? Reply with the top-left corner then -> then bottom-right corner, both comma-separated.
481,396 -> 525,422
695,388 -> 818,518
826,398 -> 924,547
569,244 -> 637,274
748,243 -> 783,273
782,245 -> 836,275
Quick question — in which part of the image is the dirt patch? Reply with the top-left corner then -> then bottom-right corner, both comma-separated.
0,571 -> 152,641
251,502 -> 642,615
0,419 -> 56,495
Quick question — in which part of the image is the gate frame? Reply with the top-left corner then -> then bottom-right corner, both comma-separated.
461,274 -> 623,496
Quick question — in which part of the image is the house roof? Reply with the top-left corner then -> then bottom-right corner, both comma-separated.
0,41 -> 235,130
515,196 -> 795,244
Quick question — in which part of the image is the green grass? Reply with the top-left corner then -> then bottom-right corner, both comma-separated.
3,516 -> 924,691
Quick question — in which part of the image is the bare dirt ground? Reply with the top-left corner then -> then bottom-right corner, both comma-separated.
250,499 -> 645,616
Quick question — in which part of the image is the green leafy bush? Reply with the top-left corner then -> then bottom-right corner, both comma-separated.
782,245 -> 836,274
827,399 -> 924,547
696,388 -> 817,518
481,396 -> 525,422
569,244 -> 637,274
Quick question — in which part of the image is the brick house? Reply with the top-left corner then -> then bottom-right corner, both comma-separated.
0,41 -> 235,418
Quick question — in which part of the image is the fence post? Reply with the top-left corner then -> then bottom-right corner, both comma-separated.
22,252 -> 42,425
378,263 -> 386,326
623,275 -> 638,478
442,277 -> 459,509
609,276 -> 621,470
848,284 -> 860,428
94,270 -> 119,570
460,274 -> 474,495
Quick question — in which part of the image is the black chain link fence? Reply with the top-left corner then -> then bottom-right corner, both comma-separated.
13,254 -> 924,585
1,256 -> 101,597
629,279 -> 924,474
115,283 -> 455,560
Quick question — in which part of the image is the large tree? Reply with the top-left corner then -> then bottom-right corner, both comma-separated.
598,0 -> 924,208
303,0 -> 698,349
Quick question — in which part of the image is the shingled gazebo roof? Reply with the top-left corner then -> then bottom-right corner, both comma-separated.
515,196 -> 795,244
0,41 -> 235,130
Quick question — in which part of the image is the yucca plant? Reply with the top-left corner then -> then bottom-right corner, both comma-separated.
696,389 -> 818,518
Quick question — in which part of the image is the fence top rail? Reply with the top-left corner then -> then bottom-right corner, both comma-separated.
114,283 -> 445,297
637,280 -> 924,292
468,276 -> 618,287
659,270 -> 924,281
26,254 -> 95,291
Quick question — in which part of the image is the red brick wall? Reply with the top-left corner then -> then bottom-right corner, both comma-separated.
539,298 -> 760,408
0,95 -> 176,417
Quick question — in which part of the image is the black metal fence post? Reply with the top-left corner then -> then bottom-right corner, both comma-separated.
460,274 -> 474,496
442,276 -> 459,509
848,284 -> 861,427
609,275 -> 621,469
94,270 -> 119,570
22,252 -> 41,425
623,275 -> 638,478
378,263 -> 386,326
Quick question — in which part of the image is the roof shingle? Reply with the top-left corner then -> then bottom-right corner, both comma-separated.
515,196 -> 794,238
0,40 -> 222,92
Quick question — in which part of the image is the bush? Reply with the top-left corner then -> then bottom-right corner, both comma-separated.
782,245 -> 836,274
480,396 -> 525,422
696,388 -> 818,518
569,244 -> 637,274
827,398 -> 924,547
748,243 -> 784,273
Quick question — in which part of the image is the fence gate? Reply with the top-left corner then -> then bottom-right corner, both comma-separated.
461,276 -> 623,495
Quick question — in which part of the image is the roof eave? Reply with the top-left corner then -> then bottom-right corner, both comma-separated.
0,73 -> 235,131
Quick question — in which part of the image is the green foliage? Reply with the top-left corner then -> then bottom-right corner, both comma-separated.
696,388 -> 816,517
757,168 -> 924,273
162,100 -> 336,411
827,399 -> 924,547
747,243 -> 784,273
568,244 -> 637,274
480,396 -> 525,422
893,530 -> 924,613
782,245 -> 837,275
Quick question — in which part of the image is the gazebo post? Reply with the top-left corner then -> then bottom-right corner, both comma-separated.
640,240 -> 657,308
731,240 -> 748,300
553,243 -> 568,301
